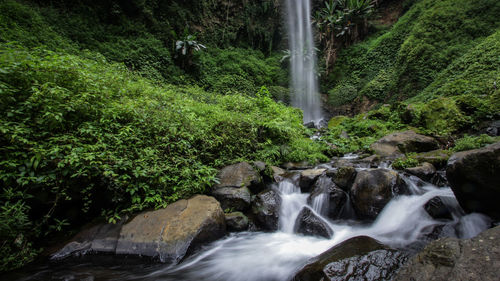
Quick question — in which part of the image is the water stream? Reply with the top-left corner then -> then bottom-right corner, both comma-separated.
8,157 -> 492,281
286,0 -> 322,124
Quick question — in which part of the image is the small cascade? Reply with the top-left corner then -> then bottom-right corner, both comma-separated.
277,180 -> 308,233
285,0 -> 322,124
311,193 -> 327,215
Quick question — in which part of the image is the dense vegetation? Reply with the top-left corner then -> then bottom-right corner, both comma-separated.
323,0 -> 500,153
0,0 -> 322,271
1,0 -> 499,273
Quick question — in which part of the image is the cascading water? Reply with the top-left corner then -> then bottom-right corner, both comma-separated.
8,161 -> 492,281
286,0 -> 322,124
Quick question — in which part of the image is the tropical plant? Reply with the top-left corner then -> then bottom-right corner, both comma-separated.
175,33 -> 206,70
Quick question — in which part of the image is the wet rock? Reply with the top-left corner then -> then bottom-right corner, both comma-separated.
307,176 -> 347,219
116,195 -> 225,263
294,207 -> 333,238
51,219 -> 126,260
293,236 -> 407,281
282,161 -> 312,170
404,162 -> 436,182
212,186 -> 251,211
299,169 -> 326,192
394,225 -> 500,281
425,197 -> 453,221
358,155 -> 381,168
414,149 -> 452,170
215,162 -> 262,192
225,212 -> 249,232
326,166 -> 357,191
350,169 -> 408,220
270,166 -> 286,182
431,170 -> 449,187
446,142 -> 500,220
370,130 -> 439,157
251,189 -> 281,231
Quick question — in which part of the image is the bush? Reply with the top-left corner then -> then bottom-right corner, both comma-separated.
452,134 -> 499,152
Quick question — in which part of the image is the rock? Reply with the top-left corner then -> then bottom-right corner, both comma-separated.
414,149 -> 452,169
215,162 -> 262,192
293,236 -> 407,281
270,166 -> 286,182
370,130 -> 439,157
484,120 -> 500,136
424,197 -> 453,221
350,169 -> 408,220
446,142 -> 500,220
225,212 -> 249,232
307,176 -> 347,219
304,121 -> 316,128
394,226 -> 500,281
212,186 -> 251,211
327,166 -> 357,191
405,162 -> 436,182
282,161 -> 312,170
116,195 -> 225,263
294,207 -> 333,238
251,189 -> 281,231
253,161 -> 266,172
51,219 -> 126,260
431,170 -> 449,187
299,169 -> 326,192
358,155 -> 381,168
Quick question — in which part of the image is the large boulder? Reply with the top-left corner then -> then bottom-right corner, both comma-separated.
350,169 -> 408,220
116,195 -> 225,263
307,175 -> 347,219
225,212 -> 249,232
370,130 -> 439,157
215,162 -> 262,193
405,162 -> 436,182
446,142 -> 500,220
293,236 -> 407,281
299,169 -> 326,192
251,189 -> 282,231
394,226 -> 500,281
212,186 -> 251,211
294,207 -> 333,238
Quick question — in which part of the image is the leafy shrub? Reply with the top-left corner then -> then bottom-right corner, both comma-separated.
452,134 -> 499,152
392,154 -> 419,170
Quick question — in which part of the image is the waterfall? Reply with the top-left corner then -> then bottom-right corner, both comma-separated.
286,0 -> 323,124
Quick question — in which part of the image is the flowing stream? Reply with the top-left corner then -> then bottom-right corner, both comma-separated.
8,158 -> 492,281
286,0 -> 322,124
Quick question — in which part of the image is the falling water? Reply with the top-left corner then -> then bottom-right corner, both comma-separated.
286,0 -> 322,124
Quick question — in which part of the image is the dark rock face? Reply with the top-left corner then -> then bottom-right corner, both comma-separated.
251,189 -> 282,231
446,142 -> 500,220
299,169 -> 326,192
51,221 -> 125,260
350,169 -> 408,220
328,166 -> 357,191
394,226 -> 500,281
405,162 -> 436,182
215,162 -> 262,192
307,176 -> 347,219
370,130 -> 439,157
52,195 -> 226,263
424,197 -> 453,221
225,212 -> 249,232
294,207 -> 333,238
293,236 -> 407,281
212,186 -> 251,211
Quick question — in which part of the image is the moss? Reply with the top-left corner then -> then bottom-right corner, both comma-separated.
452,135 -> 500,152
417,98 -> 469,135
328,116 -> 348,129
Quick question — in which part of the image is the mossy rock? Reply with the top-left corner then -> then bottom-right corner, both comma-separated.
414,149 -> 452,169
328,115 -> 348,129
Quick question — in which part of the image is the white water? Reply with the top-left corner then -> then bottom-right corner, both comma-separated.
286,0 -> 322,124
141,169 -> 491,281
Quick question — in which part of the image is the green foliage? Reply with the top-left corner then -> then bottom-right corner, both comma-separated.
0,44 -> 326,271
326,0 -> 500,106
392,154 -> 419,170
198,48 -> 287,96
452,135 -> 499,152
